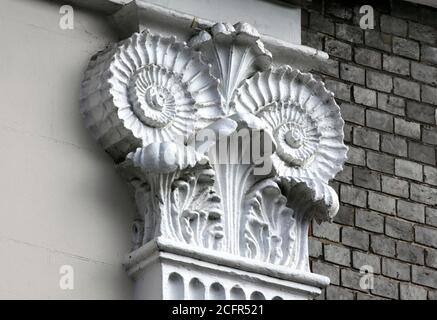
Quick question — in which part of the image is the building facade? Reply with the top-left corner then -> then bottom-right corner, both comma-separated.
297,0 -> 437,300
0,0 -> 435,300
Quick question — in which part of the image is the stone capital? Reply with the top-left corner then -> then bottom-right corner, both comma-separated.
80,0 -> 348,300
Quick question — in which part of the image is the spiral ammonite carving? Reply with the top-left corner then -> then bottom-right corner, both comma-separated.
80,31 -> 223,161
231,66 -> 348,183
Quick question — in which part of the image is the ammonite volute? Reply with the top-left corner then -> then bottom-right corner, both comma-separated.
80,31 -> 223,161
231,67 -> 348,183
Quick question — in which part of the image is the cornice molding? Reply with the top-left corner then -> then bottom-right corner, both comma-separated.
79,2 -> 347,300
112,1 -> 328,71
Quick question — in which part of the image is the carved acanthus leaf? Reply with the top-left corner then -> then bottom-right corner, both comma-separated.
243,179 -> 297,267
119,142 -> 224,250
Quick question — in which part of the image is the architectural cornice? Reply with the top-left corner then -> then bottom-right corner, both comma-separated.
79,0 -> 347,300
64,0 -> 328,71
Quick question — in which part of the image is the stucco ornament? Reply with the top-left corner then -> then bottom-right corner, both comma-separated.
80,22 -> 347,300
80,31 -> 223,161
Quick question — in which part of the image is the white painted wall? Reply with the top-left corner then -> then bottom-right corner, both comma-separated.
0,0 -> 134,299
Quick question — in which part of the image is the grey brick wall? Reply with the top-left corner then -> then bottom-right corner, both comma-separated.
299,0 -> 437,299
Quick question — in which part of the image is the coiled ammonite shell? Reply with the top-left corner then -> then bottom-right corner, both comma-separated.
231,67 -> 348,183
80,31 -> 223,161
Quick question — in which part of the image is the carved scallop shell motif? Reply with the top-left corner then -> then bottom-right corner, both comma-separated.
80,31 -> 223,161
232,67 -> 348,183
189,22 -> 272,112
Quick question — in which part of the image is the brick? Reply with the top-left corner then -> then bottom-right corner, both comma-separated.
336,165 -> 352,183
397,241 -> 425,264
397,200 -> 425,223
341,268 -> 367,292
422,45 -> 437,65
356,209 -> 384,233
346,146 -> 366,166
312,221 -> 340,242
415,226 -> 437,249
424,166 -> 437,186
381,134 -> 407,156
365,30 -> 392,52
422,85 -> 437,105
367,151 -> 394,174
371,234 -> 396,257
426,207 -> 437,228
395,159 -> 423,181
310,12 -> 334,36
342,226 -> 369,250
423,127 -> 437,145
394,78 -> 420,100
407,101 -> 436,125
326,38 -> 352,60
302,30 -> 324,51
380,15 -> 407,37
344,123 -> 352,142
336,23 -> 363,43
340,63 -> 365,84
409,22 -> 437,45
412,266 -> 437,289
353,127 -> 379,150
411,62 -> 437,86
382,258 -> 410,281
372,275 -> 399,299
368,191 -> 395,214
353,86 -> 377,107
325,79 -> 351,101
426,248 -> 437,268
408,141 -> 436,165
366,109 -> 393,132
354,167 -> 381,191
312,261 -> 340,285
367,70 -> 393,94
394,118 -> 421,139
386,217 -> 414,241
327,2 -> 353,20
378,93 -> 405,116
346,146 -> 365,166
326,286 -> 355,300
317,58 -> 340,77
353,251 -> 381,274
400,283 -> 428,300
354,48 -> 381,69
340,103 -> 364,125
340,184 -> 367,207
309,238 -> 323,258
324,244 -> 351,266
383,54 -> 410,76
393,36 -> 420,60
381,175 -> 409,198
334,205 -> 355,226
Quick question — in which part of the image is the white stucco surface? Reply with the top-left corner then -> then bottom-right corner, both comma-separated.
0,0 -> 134,299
